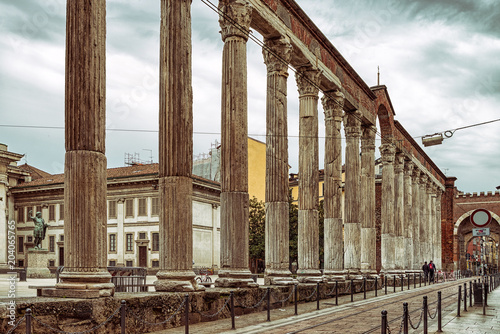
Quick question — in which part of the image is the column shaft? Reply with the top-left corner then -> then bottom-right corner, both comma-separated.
412,169 -> 421,270
436,191 -> 442,269
419,175 -> 428,262
263,36 -> 294,284
360,125 -> 377,277
403,160 -> 414,272
380,143 -> 396,274
344,110 -> 362,279
296,66 -> 322,282
217,0 -> 256,287
322,90 -> 346,280
394,153 -> 405,272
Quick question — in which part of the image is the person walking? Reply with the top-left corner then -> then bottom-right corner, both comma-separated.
428,260 -> 436,283
422,261 -> 429,282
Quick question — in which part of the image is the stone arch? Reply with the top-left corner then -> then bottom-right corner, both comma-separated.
453,209 -> 500,272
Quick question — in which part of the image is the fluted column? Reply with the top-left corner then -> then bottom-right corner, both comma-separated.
430,184 -> 437,264
322,90 -> 347,280
394,153 -> 405,273
155,0 -> 199,292
403,160 -> 414,272
56,0 -> 113,298
296,66 -> 322,282
436,189 -> 443,269
216,0 -> 256,287
426,179 -> 434,262
412,169 -> 421,270
344,109 -> 363,279
360,125 -> 377,277
263,36 -> 295,285
419,175 -> 428,262
380,143 -> 396,274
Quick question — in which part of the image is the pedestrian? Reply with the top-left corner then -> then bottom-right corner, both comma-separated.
422,261 -> 429,282
428,260 -> 436,283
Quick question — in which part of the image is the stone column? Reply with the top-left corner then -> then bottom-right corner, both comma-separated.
380,143 -> 396,275
394,153 -> 404,273
56,0 -> 114,298
436,190 -> 442,269
426,179 -> 434,263
419,175 -> 428,262
344,109 -> 363,280
403,160 -> 413,272
412,169 -> 421,271
430,184 -> 437,264
216,0 -> 256,287
360,125 -> 377,277
262,36 -> 295,285
296,66 -> 322,282
322,90 -> 347,280
155,0 -> 199,292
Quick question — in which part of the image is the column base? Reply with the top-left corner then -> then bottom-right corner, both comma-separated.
361,269 -> 379,279
264,269 -> 297,285
323,269 -> 348,281
49,269 -> 115,298
215,269 -> 259,288
346,270 -> 364,280
155,270 -> 203,292
296,268 -> 323,283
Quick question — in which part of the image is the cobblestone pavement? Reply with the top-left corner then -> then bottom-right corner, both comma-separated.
151,277 -> 491,334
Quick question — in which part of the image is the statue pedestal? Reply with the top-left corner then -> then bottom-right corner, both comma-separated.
26,249 -> 52,278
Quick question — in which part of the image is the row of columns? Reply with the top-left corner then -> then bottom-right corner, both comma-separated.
57,0 -> 445,298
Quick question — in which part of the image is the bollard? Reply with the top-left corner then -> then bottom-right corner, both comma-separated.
385,276 -> 388,295
393,276 -> 396,293
437,291 -> 442,332
470,281 -> 473,307
403,302 -> 409,334
26,308 -> 32,334
350,279 -> 354,302
267,287 -> 271,322
408,274 -> 410,290
335,281 -> 338,306
413,273 -> 416,289
464,283 -> 467,312
401,274 -> 404,291
230,291 -> 235,330
294,284 -> 298,315
363,278 -> 366,300
184,294 -> 189,334
483,282 -> 486,315
423,296 -> 428,334
457,285 -> 461,317
485,282 -> 488,306
316,282 -> 320,310
420,273 -> 422,287
375,277 -> 378,297
381,310 -> 388,334
120,300 -> 126,334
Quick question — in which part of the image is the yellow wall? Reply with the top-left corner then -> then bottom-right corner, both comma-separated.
248,137 -> 266,202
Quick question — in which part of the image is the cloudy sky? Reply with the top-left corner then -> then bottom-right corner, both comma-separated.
0,0 -> 499,193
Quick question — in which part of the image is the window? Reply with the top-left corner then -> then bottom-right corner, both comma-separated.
139,232 -> 146,240
49,236 -> 55,252
18,260 -> 24,267
36,205 -> 42,214
125,199 -> 134,218
18,207 -> 24,223
49,260 -> 55,267
138,198 -> 147,216
108,200 -> 117,219
60,235 -> 64,242
18,236 -> 24,253
49,205 -> 55,221
109,260 -> 116,267
27,236 -> 33,242
126,233 -> 133,251
152,233 -> 159,251
152,260 -> 159,268
109,234 -> 116,252
59,204 -> 64,220
126,260 -> 133,267
151,197 -> 159,216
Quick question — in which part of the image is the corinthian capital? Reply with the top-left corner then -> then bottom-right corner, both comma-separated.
219,0 -> 252,41
379,143 -> 396,164
343,110 -> 362,138
296,66 -> 321,97
404,159 -> 414,176
263,36 -> 292,74
322,89 -> 344,121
